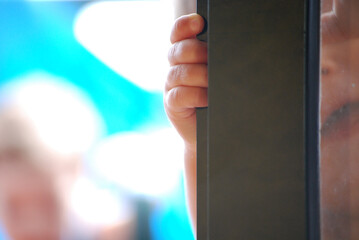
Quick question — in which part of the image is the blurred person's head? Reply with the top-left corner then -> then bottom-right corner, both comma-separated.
321,38 -> 359,238
0,72 -> 103,240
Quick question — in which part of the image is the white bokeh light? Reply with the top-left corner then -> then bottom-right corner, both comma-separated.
0,71 -> 104,157
70,177 -> 133,227
91,128 -> 184,197
74,1 -> 174,92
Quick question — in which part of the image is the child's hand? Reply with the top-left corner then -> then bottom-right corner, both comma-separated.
164,14 -> 208,151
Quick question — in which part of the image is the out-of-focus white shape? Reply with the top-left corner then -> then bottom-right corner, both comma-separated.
25,0 -> 83,2
74,1 -> 174,92
91,128 -> 184,197
70,177 -> 133,227
0,71 -> 104,157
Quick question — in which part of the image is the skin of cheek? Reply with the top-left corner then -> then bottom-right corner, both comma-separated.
321,39 -> 359,208
321,128 -> 359,240
320,42 -> 350,126
321,0 -> 332,13
320,39 -> 359,239
321,40 -> 359,126
0,171 -> 63,240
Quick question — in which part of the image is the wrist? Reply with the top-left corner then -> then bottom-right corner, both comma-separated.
184,141 -> 197,156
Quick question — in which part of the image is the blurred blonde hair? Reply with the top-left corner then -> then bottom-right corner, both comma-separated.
0,71 -> 104,173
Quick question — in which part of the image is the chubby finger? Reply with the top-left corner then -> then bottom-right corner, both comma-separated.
171,13 -> 205,44
166,64 -> 208,91
165,86 -> 208,114
168,39 -> 207,66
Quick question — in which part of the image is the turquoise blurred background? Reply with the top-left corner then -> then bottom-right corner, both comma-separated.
0,1 -> 194,239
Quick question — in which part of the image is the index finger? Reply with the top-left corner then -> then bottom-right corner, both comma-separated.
170,13 -> 205,44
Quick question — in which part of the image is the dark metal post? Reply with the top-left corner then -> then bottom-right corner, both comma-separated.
197,0 -> 320,239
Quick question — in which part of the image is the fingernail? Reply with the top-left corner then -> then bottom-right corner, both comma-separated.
190,16 -> 201,31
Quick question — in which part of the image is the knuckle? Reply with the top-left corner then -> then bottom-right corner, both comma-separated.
193,41 -> 205,56
194,42 -> 208,60
167,44 -> 176,64
167,88 -> 183,109
168,42 -> 186,65
165,88 -> 175,108
199,90 -> 207,105
194,89 -> 207,107
175,65 -> 190,85
174,15 -> 188,34
193,89 -> 201,104
168,66 -> 178,81
184,64 -> 195,78
202,65 -> 208,80
164,91 -> 170,109
173,18 -> 182,34
166,66 -> 174,83
175,42 -> 185,59
166,66 -> 177,89
174,65 -> 186,82
171,88 -> 181,108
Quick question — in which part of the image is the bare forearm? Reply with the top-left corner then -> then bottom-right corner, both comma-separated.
184,143 -> 197,233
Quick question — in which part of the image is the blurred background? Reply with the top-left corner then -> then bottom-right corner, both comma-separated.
0,0 -> 194,239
